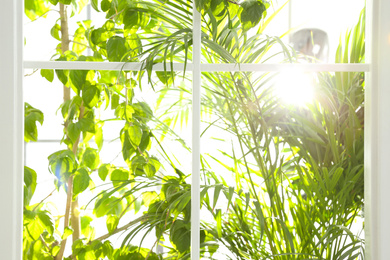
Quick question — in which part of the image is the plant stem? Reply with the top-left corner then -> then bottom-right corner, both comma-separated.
64,215 -> 149,259
32,189 -> 56,212
56,4 -> 72,259
71,103 -> 84,243
55,177 -> 73,260
93,215 -> 149,242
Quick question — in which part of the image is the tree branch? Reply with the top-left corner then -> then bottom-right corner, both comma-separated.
55,176 -> 73,260
69,40 -> 91,49
32,189 -> 56,212
65,215 -> 149,259
70,103 -> 84,243
24,69 -> 38,77
93,215 -> 149,242
55,4 -> 71,260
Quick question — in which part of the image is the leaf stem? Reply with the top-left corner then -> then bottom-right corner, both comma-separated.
32,189 -> 56,212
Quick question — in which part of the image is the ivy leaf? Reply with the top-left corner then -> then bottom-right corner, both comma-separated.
91,0 -> 99,11
73,26 -> 88,54
210,0 -> 226,16
55,69 -> 69,85
102,241 -> 114,258
106,36 -> 128,62
26,211 -> 54,240
133,102 -> 153,123
94,196 -> 123,218
101,0 -> 110,12
149,156 -> 161,172
195,0 -> 212,12
61,226 -> 74,240
50,23 -> 61,41
79,118 -> 96,134
121,128 -> 136,162
170,220 -> 191,253
110,169 -> 129,187
26,217 -> 44,240
143,164 -> 156,178
128,124 -> 142,147
82,148 -> 100,170
115,104 -> 135,121
73,167 -> 91,198
130,156 -> 146,176
48,150 -> 77,188
143,157 -> 161,178
106,215 -> 119,234
70,69 -> 89,92
51,245 -> 61,256
142,191 -> 157,207
123,9 -> 139,30
138,131 -> 151,152
67,122 -> 81,144
24,0 -> 50,20
95,124 -> 103,150
24,166 -> 37,191
24,103 -> 44,142
49,0 -> 59,5
111,94 -> 119,110
24,166 -> 37,206
40,69 -> 54,82
81,216 -> 94,239
98,164 -> 113,181
239,0 -> 266,31
82,83 -> 101,109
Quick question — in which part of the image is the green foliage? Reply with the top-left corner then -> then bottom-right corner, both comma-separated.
24,103 -> 44,142
23,0 -> 365,259
239,0 -> 267,31
73,167 -> 91,198
24,166 -> 37,206
25,0 -> 50,20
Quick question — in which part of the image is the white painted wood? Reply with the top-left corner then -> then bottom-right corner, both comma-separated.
199,63 -> 369,72
0,0 -> 24,259
365,0 -> 390,259
24,61 -> 187,71
191,4 -> 201,260
24,61 -> 369,72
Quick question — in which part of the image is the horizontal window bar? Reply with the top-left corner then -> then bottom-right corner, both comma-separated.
25,139 -> 120,143
24,61 -> 370,72
201,63 -> 369,72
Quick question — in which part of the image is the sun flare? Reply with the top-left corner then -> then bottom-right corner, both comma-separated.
275,70 -> 314,105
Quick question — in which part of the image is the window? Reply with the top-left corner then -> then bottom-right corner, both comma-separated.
1,0 -> 389,259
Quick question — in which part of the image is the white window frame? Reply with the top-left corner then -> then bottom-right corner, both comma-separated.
1,0 -> 389,259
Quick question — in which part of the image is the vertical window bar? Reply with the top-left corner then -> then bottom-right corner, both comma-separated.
86,4 -> 92,56
364,0 -> 374,258
191,3 -> 201,260
365,0 -> 390,259
0,0 -> 24,258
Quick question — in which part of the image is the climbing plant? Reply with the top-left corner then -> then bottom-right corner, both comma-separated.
23,0 -> 365,259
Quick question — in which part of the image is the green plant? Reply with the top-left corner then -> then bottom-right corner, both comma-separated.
194,8 -> 366,260
23,0 -> 365,259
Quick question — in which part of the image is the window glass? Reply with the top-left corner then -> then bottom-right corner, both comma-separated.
23,0 -> 366,259
24,68 -> 192,258
200,70 -> 365,259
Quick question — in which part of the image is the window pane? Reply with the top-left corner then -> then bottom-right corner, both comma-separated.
23,68 -> 192,259
200,0 -> 366,64
24,1 -> 192,65
199,70 -> 364,259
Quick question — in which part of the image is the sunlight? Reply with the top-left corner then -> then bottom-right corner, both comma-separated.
275,70 -> 314,105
